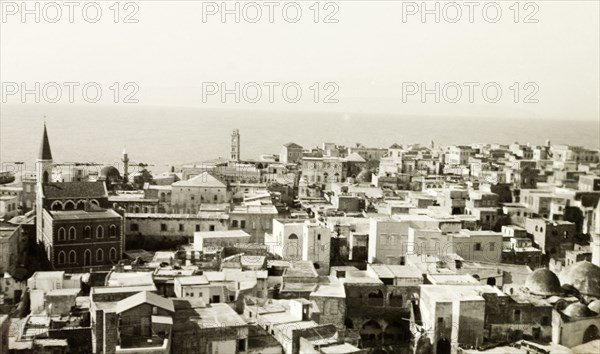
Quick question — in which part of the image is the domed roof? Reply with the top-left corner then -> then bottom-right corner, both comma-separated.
560,261 -> 600,297
588,300 -> 600,314
100,166 -> 121,179
525,268 -> 562,296
563,302 -> 595,318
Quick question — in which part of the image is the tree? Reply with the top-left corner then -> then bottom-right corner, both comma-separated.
133,169 -> 154,189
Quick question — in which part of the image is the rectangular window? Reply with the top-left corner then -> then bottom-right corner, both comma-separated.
130,223 -> 139,231
161,224 -> 167,232
179,224 -> 184,232
489,242 -> 495,251
240,220 -> 246,228
209,225 -> 215,231
474,243 -> 482,251
238,340 -> 246,351
328,302 -> 338,315
513,309 -> 521,321
196,225 -> 200,231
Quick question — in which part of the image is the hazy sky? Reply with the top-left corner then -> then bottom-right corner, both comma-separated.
1,0 -> 599,120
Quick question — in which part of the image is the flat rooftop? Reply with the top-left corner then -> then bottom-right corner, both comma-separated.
174,302 -> 246,328
341,271 -> 383,285
50,208 -> 121,220
194,230 -> 251,238
310,276 -> 345,298
368,264 -> 422,279
283,261 -> 319,278
420,284 -> 504,302
91,284 -> 157,295
320,343 -> 362,354
176,275 -> 209,285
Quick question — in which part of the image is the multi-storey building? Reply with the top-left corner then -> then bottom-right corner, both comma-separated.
35,124 -> 124,271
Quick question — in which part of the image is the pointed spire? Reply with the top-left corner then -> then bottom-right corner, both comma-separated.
39,122 -> 53,160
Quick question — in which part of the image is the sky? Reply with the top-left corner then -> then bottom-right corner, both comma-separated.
1,0 -> 599,121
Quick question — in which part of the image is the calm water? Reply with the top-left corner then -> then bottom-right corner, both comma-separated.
1,104 -> 598,174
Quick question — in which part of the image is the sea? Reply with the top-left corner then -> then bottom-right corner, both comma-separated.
1,104 -> 598,174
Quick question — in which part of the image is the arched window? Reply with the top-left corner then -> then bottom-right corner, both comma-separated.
69,250 -> 76,264
109,225 -> 117,237
84,249 -> 92,266
96,225 -> 104,239
389,291 -> 403,307
64,201 -> 75,210
68,227 -> 76,240
76,200 -> 86,210
58,251 -> 66,265
58,227 -> 66,241
90,199 -> 99,206
367,290 -> 384,307
160,192 -> 166,202
51,201 -> 63,210
288,233 -> 298,240
110,248 -> 118,261
96,249 -> 104,262
84,226 -> 92,239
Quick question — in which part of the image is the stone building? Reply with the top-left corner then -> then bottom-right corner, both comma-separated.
35,124 -> 124,272
172,298 -> 249,354
551,301 -> 600,348
91,290 -> 174,353
0,224 -> 26,275
171,172 -> 229,213
341,265 -> 420,351
419,285 -> 501,354
524,218 -> 575,259
268,218 -> 304,261
301,156 -> 346,187
125,212 -> 229,248
280,142 -> 304,164
487,269 -> 558,343
229,203 -> 277,243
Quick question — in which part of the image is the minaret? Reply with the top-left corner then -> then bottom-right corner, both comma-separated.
231,129 -> 240,162
122,147 -> 129,183
36,123 -> 54,244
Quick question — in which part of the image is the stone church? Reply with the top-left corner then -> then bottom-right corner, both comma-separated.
35,124 -> 124,271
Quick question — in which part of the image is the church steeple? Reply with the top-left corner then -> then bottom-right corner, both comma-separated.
39,123 -> 53,161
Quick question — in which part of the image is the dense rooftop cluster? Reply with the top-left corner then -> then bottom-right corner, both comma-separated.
1,129 -> 600,354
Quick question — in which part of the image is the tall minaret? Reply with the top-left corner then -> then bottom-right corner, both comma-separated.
36,123 -> 54,244
122,147 -> 130,183
231,129 -> 240,162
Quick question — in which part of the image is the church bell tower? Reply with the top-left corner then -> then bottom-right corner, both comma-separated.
36,122 -> 54,244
